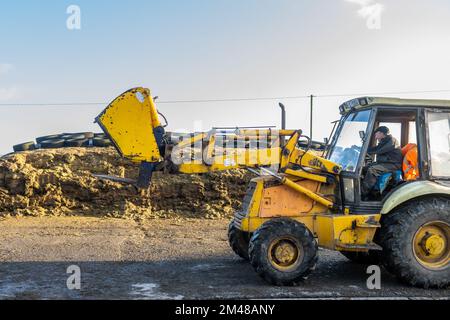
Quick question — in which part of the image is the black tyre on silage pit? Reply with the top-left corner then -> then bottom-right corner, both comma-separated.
64,138 -> 89,148
40,139 -> 65,149
13,142 -> 36,152
93,137 -> 112,147
36,134 -> 61,144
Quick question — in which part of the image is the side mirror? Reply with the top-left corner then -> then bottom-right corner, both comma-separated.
324,137 -> 329,145
359,130 -> 366,141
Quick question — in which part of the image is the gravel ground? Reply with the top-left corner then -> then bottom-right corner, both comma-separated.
0,217 -> 448,300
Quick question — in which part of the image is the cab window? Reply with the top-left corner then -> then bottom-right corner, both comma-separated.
329,110 -> 372,172
378,122 -> 401,144
428,111 -> 450,177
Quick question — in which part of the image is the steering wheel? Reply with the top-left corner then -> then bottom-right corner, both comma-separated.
365,153 -> 374,164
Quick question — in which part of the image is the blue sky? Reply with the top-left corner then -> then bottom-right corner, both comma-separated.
1,0 -> 450,155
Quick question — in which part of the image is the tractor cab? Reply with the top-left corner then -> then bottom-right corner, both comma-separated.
326,97 -> 450,212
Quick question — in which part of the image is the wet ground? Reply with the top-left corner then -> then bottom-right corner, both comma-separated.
0,217 -> 448,300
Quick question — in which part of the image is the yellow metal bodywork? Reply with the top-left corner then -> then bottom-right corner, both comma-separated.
313,214 -> 380,251
284,169 -> 328,184
96,87 -> 162,162
178,147 -> 281,173
238,177 -> 381,252
286,148 -> 341,174
259,179 -> 322,217
281,176 -> 334,209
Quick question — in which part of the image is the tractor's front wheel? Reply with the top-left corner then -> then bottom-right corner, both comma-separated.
228,220 -> 250,260
248,218 -> 318,286
379,198 -> 450,288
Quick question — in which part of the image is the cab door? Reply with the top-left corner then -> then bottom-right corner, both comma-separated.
326,108 -> 376,213
426,109 -> 450,180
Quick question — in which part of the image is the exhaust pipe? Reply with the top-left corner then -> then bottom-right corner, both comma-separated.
279,103 -> 286,130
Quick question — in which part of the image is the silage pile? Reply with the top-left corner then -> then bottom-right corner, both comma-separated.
0,148 -> 252,220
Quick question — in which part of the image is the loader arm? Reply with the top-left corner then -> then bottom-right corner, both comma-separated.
95,87 -> 342,206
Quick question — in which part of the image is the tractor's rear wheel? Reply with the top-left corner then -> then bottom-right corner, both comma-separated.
379,198 -> 450,288
340,250 -> 381,265
228,220 -> 250,260
248,218 -> 318,286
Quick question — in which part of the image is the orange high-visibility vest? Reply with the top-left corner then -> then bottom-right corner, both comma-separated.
402,143 -> 419,181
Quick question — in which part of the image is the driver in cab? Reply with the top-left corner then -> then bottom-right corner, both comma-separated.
361,126 -> 403,198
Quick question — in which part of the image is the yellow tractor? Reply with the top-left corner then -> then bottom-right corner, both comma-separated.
95,87 -> 450,288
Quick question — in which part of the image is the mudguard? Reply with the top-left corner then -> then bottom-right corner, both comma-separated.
382,180 -> 450,214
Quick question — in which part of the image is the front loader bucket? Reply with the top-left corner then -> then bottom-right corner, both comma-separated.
95,87 -> 162,163
95,87 -> 164,188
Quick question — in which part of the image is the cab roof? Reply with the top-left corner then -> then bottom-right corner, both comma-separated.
339,97 -> 450,115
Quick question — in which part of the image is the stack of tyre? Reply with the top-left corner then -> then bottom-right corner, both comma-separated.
13,132 -> 113,152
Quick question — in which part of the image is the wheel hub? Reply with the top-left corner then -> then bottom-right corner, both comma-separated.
268,237 -> 302,271
413,221 -> 449,270
420,233 -> 445,256
274,241 -> 297,264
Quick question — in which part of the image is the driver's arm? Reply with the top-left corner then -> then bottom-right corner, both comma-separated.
368,140 -> 394,155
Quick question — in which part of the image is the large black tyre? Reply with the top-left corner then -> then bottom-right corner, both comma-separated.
79,132 -> 94,139
228,220 -> 250,260
379,198 -> 450,289
61,134 -> 86,141
40,139 -> 65,149
13,142 -> 36,152
36,134 -> 61,144
64,138 -> 89,147
94,133 -> 106,138
248,218 -> 318,286
63,132 -> 94,139
341,250 -> 381,265
93,137 -> 112,147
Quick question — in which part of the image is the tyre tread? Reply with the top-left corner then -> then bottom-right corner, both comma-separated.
248,218 -> 318,286
379,198 -> 450,289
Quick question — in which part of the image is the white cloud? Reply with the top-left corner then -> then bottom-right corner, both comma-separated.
358,3 -> 384,19
0,63 -> 14,75
0,87 -> 19,101
345,0 -> 384,30
345,0 -> 373,5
